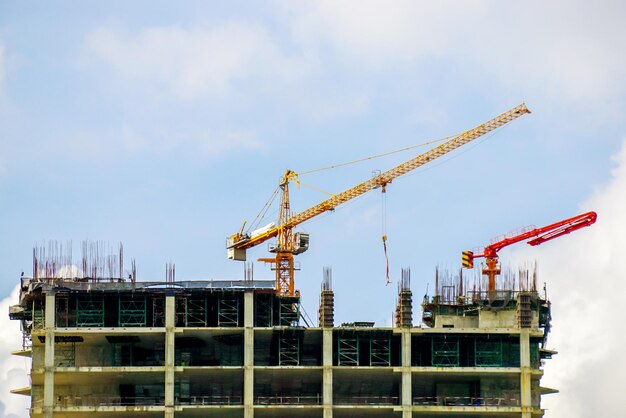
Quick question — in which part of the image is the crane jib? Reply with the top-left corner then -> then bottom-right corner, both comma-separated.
228,103 -> 531,295
229,103 -> 530,257
283,103 -> 530,230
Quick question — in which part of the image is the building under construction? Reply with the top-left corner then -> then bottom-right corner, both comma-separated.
7,103 -> 572,417
8,242 -> 557,418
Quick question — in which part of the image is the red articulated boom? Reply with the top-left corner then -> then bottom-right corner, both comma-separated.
462,211 -> 597,294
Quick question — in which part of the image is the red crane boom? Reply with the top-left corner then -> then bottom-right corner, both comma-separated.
463,211 -> 597,293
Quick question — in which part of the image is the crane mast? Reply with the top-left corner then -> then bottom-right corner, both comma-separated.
263,170 -> 298,296
462,211 -> 597,296
228,103 -> 531,296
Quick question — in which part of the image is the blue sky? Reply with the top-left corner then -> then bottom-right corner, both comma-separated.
1,1 -> 625,416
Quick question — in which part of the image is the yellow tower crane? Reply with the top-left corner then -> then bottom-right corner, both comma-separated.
227,103 -> 531,296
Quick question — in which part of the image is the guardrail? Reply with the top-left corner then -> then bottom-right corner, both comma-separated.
33,396 -> 165,408
176,396 -> 242,405
255,395 -> 321,405
412,396 -> 520,406
334,396 -> 399,405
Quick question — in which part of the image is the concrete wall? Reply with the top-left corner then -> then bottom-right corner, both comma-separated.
32,346 -> 44,366
73,345 -> 113,367
434,315 -> 479,328
478,310 -> 518,328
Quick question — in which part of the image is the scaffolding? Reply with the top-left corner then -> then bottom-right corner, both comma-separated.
152,296 -> 165,327
504,341 -> 520,367
255,293 -> 273,327
278,296 -> 300,326
530,344 -> 540,368
278,330 -> 300,366
119,294 -> 147,327
32,300 -> 45,330
475,338 -> 503,367
22,332 -> 32,350
186,295 -> 207,327
76,295 -> 104,327
370,332 -> 391,366
111,343 -> 134,366
338,331 -> 359,366
218,291 -> 239,327
55,342 -> 76,367
176,295 -> 187,327
432,338 -> 459,367
55,294 -> 70,327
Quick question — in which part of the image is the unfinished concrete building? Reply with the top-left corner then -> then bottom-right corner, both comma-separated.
9,248 -> 556,418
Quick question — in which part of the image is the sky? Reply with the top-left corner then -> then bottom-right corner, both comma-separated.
1,1 -> 625,416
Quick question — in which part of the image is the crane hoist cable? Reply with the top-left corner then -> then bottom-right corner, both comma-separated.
257,132 -> 480,231
246,187 -> 280,235
291,130 -> 491,218
297,136 -> 453,176
397,123 -> 510,183
249,179 -> 336,232
289,135 -> 460,279
381,186 -> 391,285
266,134 -> 479,287
292,179 -> 336,197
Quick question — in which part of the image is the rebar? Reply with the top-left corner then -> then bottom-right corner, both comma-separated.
32,240 -> 126,281
319,267 -> 334,328
395,267 -> 412,327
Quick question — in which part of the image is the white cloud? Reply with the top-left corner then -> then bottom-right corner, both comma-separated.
41,123 -> 265,163
120,124 -> 264,157
0,40 -> 9,178
85,23 -> 311,101
466,1 -> 626,101
275,0 -> 626,101
277,1 -> 485,67
303,93 -> 370,124
0,286 -> 30,418
509,138 -> 626,416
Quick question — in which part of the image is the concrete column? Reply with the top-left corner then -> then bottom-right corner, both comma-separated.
401,329 -> 412,418
43,293 -> 55,418
244,291 -> 254,418
322,328 -> 333,418
164,295 -> 176,418
520,329 -> 532,418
